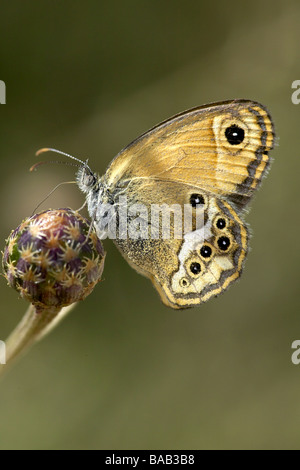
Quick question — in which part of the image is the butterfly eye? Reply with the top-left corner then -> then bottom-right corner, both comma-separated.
225,124 -> 245,145
217,236 -> 231,251
190,194 -> 205,207
85,174 -> 95,187
200,245 -> 212,259
190,262 -> 201,275
216,218 -> 226,229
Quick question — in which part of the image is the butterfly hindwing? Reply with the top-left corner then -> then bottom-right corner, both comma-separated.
165,196 -> 249,308
111,184 -> 248,309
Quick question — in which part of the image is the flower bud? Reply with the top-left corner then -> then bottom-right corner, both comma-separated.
2,208 -> 105,311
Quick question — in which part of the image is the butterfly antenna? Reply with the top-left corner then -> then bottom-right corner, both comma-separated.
36,148 -> 92,172
30,160 -> 80,172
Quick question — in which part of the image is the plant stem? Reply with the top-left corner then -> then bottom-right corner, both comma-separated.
0,302 -> 77,378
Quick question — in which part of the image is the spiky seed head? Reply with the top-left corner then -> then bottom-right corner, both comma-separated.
2,209 -> 105,311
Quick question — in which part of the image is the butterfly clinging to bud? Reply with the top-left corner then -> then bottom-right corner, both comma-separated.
39,100 -> 275,309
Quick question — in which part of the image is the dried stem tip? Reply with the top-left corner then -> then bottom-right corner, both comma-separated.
2,208 -> 105,311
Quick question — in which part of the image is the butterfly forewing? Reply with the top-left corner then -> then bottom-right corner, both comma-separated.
105,100 -> 275,211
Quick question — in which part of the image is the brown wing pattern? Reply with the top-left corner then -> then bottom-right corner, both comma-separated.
106,100 -> 275,211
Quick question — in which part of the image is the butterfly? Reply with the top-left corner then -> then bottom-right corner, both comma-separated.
40,100 -> 275,309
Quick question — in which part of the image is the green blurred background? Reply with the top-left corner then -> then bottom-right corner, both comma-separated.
0,0 -> 299,450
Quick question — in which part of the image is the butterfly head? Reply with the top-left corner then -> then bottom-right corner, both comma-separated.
76,162 -> 100,194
